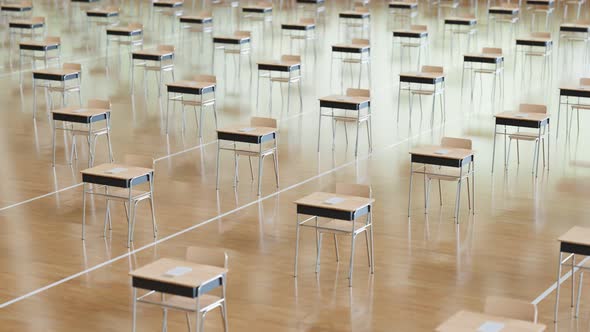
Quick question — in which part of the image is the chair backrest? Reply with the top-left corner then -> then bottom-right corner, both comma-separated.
346,88 -> 370,98
336,183 -> 372,198
300,18 -> 315,25
484,296 -> 537,323
88,99 -> 111,109
352,38 -> 370,46
482,47 -> 502,55
421,65 -> 444,74
63,63 -> 81,71
410,24 -> 427,32
531,32 -> 550,39
186,246 -> 229,269
441,137 -> 472,149
235,30 -> 251,38
198,10 -> 213,17
45,36 -> 60,44
580,78 -> 590,86
281,55 -> 300,63
32,16 -> 45,23
157,44 -> 175,53
105,6 -> 120,12
129,22 -> 143,30
354,6 -> 369,12
193,74 -> 216,83
251,116 -> 277,128
519,103 -> 546,114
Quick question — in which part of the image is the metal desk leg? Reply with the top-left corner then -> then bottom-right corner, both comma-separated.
555,251 -> 563,322
132,287 -> 137,332
82,182 -> 87,240
294,213 -> 300,277
408,162 -> 414,217
491,124 -> 497,173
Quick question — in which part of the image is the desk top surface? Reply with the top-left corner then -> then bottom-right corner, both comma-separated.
180,14 -> 212,20
20,40 -> 59,47
132,49 -> 173,57
1,2 -> 32,9
558,226 -> 590,246
51,107 -> 109,117
436,310 -> 546,332
495,111 -> 549,122
87,7 -> 119,14
389,1 -> 418,6
242,4 -> 272,9
294,192 -> 374,212
464,52 -> 503,60
33,68 -> 79,77
561,22 -> 590,29
445,16 -> 477,22
257,60 -> 301,67
167,80 -> 215,89
81,163 -> 153,180
399,71 -> 444,79
153,0 -> 184,5
9,18 -> 43,25
217,125 -> 277,137
213,34 -> 250,41
107,26 -> 142,33
319,95 -> 370,104
516,35 -> 552,43
332,42 -> 370,49
489,3 -> 519,9
410,145 -> 474,160
560,85 -> 590,92
130,258 -> 227,288
282,21 -> 315,27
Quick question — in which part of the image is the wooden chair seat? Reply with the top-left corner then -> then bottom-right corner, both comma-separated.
235,147 -> 276,158
270,76 -> 301,83
508,132 -> 541,141
181,98 -> 215,107
106,188 -> 152,201
145,64 -> 174,71
332,114 -> 371,122
141,293 -> 223,312
71,127 -> 109,137
425,167 -> 464,181
316,218 -> 368,234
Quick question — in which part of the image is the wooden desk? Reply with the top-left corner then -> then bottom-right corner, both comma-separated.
293,191 -> 374,286
180,14 -> 213,24
32,68 -> 81,117
317,95 -> 371,157
86,7 -> 119,18
280,21 -> 316,56
281,21 -> 315,31
515,36 -> 553,47
130,49 -> 174,95
153,0 -> 184,7
554,227 -> 590,322
130,258 -> 227,332
105,25 -> 143,65
397,71 -> 445,126
392,28 -> 427,39
212,34 -> 250,45
8,17 -> 44,33
461,52 -> 504,101
526,0 -> 553,5
437,310 -> 546,331
256,60 -> 302,112
165,80 -> 216,136
241,4 -> 272,13
1,2 -> 32,13
339,10 -> 370,20
331,42 -> 370,54
212,33 -> 252,72
51,107 -> 112,167
408,145 -> 474,222
489,4 -> 519,15
556,85 -> 590,139
560,22 -> 590,33
331,42 -> 371,91
216,125 -> 278,195
492,111 -> 549,177
389,1 -> 418,9
444,16 -> 477,26
81,163 -> 155,247
19,39 -> 61,82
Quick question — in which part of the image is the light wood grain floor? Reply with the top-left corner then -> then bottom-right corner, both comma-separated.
0,0 -> 589,331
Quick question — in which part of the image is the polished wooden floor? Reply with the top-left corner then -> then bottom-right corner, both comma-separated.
0,0 -> 589,330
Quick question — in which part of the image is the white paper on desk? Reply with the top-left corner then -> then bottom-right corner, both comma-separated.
164,266 -> 192,277
434,149 -> 449,155
104,168 -> 128,174
514,113 -> 528,118
323,197 -> 345,205
238,127 -> 256,132
477,321 -> 505,332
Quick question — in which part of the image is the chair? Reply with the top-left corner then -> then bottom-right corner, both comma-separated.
52,99 -> 114,168
172,74 -> 218,138
257,55 -> 303,114
133,44 -> 175,96
136,247 -> 229,332
506,104 -> 548,174
295,183 -> 374,287
565,78 -> 590,136
463,47 -> 504,102
232,117 -> 279,195
424,137 -> 474,220
48,63 -> 82,109
332,88 -> 373,157
484,296 -> 538,323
